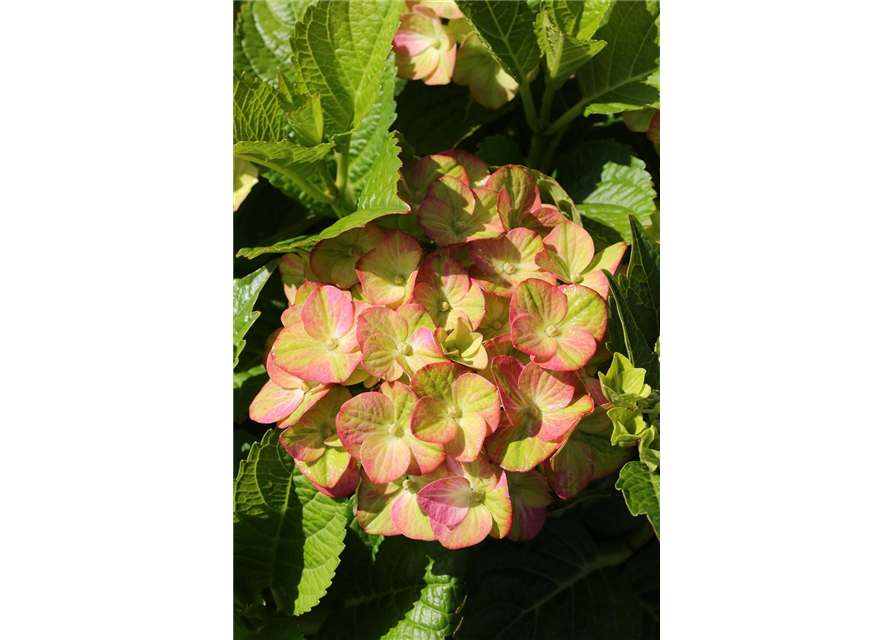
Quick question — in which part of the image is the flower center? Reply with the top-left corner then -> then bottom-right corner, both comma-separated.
469,487 -> 485,503
399,342 -> 413,356
440,300 -> 451,312
502,262 -> 516,275
569,272 -> 581,283
387,422 -> 404,438
454,220 -> 465,232
393,274 -> 405,285
491,320 -> 502,330
447,406 -> 461,419
350,247 -> 362,257
545,324 -> 558,337
432,38 -> 442,50
325,338 -> 339,350
402,478 -> 415,492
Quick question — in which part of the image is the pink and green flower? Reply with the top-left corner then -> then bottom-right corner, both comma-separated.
355,465 -> 449,540
412,254 -> 485,329
309,224 -> 385,289
410,362 -> 500,461
452,32 -> 519,110
535,220 -> 627,298
416,456 -> 512,549
336,381 -> 445,484
356,304 -> 448,381
355,229 -> 424,309
399,151 -> 489,212
477,292 -> 511,341
271,285 -> 365,383
485,356 -> 593,471
279,386 -> 356,492
418,175 -> 503,246
506,470 -> 553,541
543,429 -> 633,501
468,227 -> 556,297
393,5 -> 456,86
249,350 -> 333,425
509,279 -> 608,371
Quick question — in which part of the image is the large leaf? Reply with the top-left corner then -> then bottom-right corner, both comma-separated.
234,0 -> 317,85
457,0 -> 541,83
395,81 -> 514,156
458,510 -> 644,639
234,72 -> 284,142
537,4 -> 607,90
558,140 -> 656,245
238,131 -> 409,256
320,529 -> 468,640
546,0 -> 611,40
234,429 -> 350,615
575,1 -> 660,115
234,260 -> 279,367
347,57 -> 398,198
289,0 -> 403,137
615,462 -> 660,539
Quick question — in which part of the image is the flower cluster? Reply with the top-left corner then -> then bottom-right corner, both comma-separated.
251,152 -> 629,549
392,0 -> 520,109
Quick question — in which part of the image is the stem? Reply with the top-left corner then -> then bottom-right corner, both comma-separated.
545,95 -> 589,136
540,127 -> 568,175
518,78 -> 540,134
334,134 -> 354,216
317,163 -> 338,197
526,81 -> 558,169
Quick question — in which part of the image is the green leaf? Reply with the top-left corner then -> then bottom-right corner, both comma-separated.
233,141 -> 334,173
234,1 -> 317,85
459,510 -> 644,639
457,0 -> 541,83
615,462 -> 660,539
604,271 -> 660,390
289,0 -> 403,137
234,72 -> 284,142
547,0 -> 611,40
476,135 -> 524,167
234,613 -> 306,640
559,140 -> 656,244
234,429 -> 350,615
576,0 -> 660,115
537,6 -> 607,90
320,529 -> 468,640
233,260 -> 279,367
236,235 -> 314,260
395,80 -> 515,156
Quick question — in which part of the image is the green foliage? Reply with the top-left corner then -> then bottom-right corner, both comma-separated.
234,430 -> 350,616
459,511 -> 646,639
457,0 -> 541,84
616,462 -> 660,539
536,2 -> 608,91
235,1 -> 316,85
476,135 -> 524,167
320,530 -> 468,639
233,259 -> 279,367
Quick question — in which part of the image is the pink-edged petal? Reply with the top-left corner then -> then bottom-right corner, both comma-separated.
275,383 -> 334,429
301,285 -> 355,341
410,395 -> 458,444
558,283 -> 608,340
538,394 -> 594,441
360,433 -> 412,484
410,361 -> 467,400
509,278 -> 568,330
309,225 -> 385,289
392,492 -> 436,541
361,334 -> 404,381
295,446 -> 352,489
279,423 -> 325,462
445,412 -> 488,462
483,470 -> 513,539
511,313 -> 559,359
249,379 -> 303,424
404,434 -> 445,475
439,150 -> 490,188
518,364 -> 575,411
487,165 -> 540,230
533,328 -> 597,371
543,436 -> 595,501
581,241 -> 627,298
489,356 -> 526,424
453,372 -> 501,432
430,503 -> 493,549
279,252 -> 309,305
402,327 -> 450,376
469,228 -> 553,297
398,303 -> 437,335
355,230 -> 423,308
520,205 -> 566,237
271,322 -> 361,383
265,351 -> 304,390
508,503 -> 547,542
478,292 -> 511,341
335,391 -> 392,458
311,458 -> 359,498
356,469 -> 402,536
357,306 -> 408,349
416,476 -> 472,526
541,221 -> 594,280
485,415 -> 561,472
418,176 -> 476,246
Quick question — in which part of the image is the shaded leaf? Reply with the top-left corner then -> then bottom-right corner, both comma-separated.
457,0 -> 540,83
615,462 -> 660,539
234,260 -> 279,367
